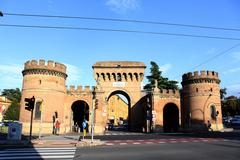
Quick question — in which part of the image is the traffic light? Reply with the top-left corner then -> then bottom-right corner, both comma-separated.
95,99 -> 98,109
25,96 -> 35,111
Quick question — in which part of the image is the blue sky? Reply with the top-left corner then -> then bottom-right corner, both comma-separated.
0,0 -> 240,96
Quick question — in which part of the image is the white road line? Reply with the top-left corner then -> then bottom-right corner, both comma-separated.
0,155 -> 74,159
145,141 -> 154,144
158,142 -> 166,144
132,142 -> 141,144
0,150 -> 75,154
5,147 -> 76,150
105,143 -> 114,146
119,143 -> 127,145
0,152 -> 75,156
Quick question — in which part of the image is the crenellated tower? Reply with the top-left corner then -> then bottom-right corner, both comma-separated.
20,59 -> 67,134
181,71 -> 223,131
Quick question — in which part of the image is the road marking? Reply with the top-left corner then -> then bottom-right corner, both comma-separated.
146,141 -> 154,144
120,143 -> 127,145
106,143 -> 114,146
133,142 -> 141,144
158,142 -> 166,144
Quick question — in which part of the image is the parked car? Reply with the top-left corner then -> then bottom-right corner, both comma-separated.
230,118 -> 240,127
106,123 -> 114,130
222,116 -> 232,125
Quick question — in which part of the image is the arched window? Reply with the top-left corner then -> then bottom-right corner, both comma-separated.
210,105 -> 217,120
35,101 -> 42,120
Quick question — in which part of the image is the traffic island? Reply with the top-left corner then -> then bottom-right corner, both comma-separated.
75,139 -> 104,147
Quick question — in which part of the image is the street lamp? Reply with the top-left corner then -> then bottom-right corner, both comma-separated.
91,87 -> 96,143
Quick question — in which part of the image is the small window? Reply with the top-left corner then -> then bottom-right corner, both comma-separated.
39,80 -> 41,85
35,101 -> 42,120
196,88 -> 198,92
210,88 -> 213,92
117,74 -> 121,81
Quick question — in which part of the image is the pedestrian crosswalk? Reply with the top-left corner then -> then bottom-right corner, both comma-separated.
0,147 -> 76,160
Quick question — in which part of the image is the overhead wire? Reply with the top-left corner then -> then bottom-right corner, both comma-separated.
3,12 -> 240,32
0,23 -> 240,41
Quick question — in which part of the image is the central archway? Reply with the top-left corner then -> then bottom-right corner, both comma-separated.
163,103 -> 179,132
107,90 -> 131,131
71,100 -> 89,132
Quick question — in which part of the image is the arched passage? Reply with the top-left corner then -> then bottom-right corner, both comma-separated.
71,100 -> 89,132
163,103 -> 179,132
107,90 -> 131,131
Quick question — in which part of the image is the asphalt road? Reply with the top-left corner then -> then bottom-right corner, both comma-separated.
74,139 -> 240,160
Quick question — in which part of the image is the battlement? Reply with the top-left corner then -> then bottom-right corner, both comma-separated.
67,85 -> 94,93
159,89 -> 180,97
24,59 -> 67,74
182,70 -> 219,81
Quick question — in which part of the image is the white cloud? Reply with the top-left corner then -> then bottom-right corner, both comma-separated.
105,0 -> 140,14
159,63 -> 172,73
65,64 -> 82,86
0,64 -> 23,90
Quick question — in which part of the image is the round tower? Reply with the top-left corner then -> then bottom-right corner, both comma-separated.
19,60 -> 67,134
181,71 -> 223,131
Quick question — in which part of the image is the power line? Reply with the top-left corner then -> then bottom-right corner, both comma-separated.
3,12 -> 240,32
192,42 -> 240,69
1,23 -> 240,41
172,43 -> 240,80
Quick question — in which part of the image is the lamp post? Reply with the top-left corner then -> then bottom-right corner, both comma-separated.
91,87 -> 96,143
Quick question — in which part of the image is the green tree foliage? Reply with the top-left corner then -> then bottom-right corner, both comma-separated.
1,88 -> 21,120
144,61 -> 178,91
222,95 -> 240,116
220,88 -> 227,100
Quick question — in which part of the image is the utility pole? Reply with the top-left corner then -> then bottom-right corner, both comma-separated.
91,87 -> 96,143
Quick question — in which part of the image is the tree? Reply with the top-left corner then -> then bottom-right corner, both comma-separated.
144,61 -> 178,91
220,88 -> 227,100
1,88 -> 21,102
1,88 -> 21,120
222,96 -> 240,116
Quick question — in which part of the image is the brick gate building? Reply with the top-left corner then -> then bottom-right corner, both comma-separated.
19,60 -> 223,134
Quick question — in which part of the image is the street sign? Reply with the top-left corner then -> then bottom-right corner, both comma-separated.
82,121 -> 87,129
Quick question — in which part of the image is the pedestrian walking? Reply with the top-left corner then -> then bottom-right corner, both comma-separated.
207,120 -> 213,131
55,119 -> 60,135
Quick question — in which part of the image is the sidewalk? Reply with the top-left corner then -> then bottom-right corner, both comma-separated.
0,134 -> 103,148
